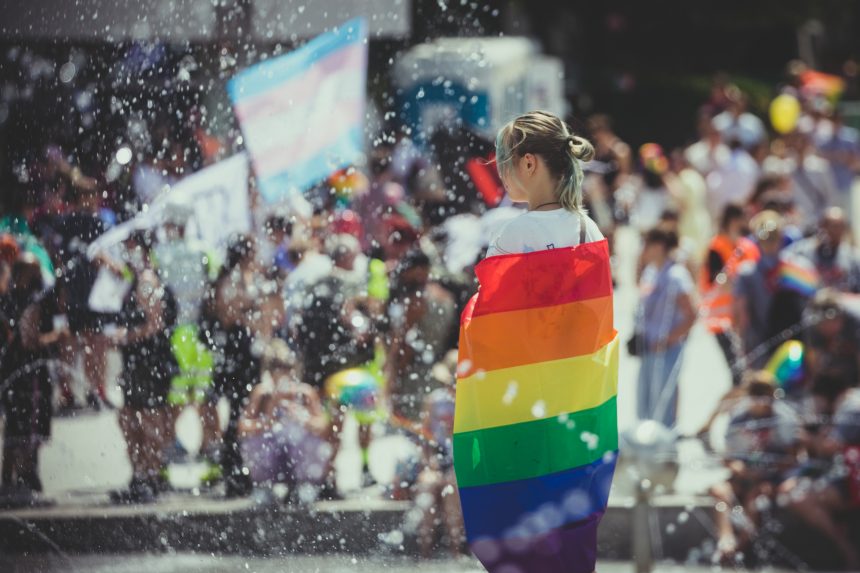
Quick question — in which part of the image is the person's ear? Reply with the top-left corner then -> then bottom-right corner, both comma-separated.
522,153 -> 537,176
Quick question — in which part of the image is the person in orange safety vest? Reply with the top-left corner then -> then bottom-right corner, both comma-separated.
699,203 -> 760,386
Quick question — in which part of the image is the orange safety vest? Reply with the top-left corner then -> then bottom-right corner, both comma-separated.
699,235 -> 760,333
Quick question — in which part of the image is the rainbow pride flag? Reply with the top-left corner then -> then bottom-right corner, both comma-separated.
776,258 -> 820,297
455,239 -> 618,573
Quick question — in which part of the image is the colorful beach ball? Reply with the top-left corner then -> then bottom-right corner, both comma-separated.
765,340 -> 805,392
324,368 -> 382,424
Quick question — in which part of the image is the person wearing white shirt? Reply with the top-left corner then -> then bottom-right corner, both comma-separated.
711,92 -> 767,150
705,145 -> 760,217
765,132 -> 839,231
487,208 -> 603,256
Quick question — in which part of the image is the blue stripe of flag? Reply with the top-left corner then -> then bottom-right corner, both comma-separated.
228,17 -> 367,102
457,453 -> 616,541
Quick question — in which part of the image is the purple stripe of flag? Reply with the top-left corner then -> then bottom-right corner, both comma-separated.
470,512 -> 602,573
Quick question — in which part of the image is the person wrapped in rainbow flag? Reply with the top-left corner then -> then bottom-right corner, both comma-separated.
455,111 -> 618,573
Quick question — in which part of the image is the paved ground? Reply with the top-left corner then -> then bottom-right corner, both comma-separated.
0,554 -> 794,573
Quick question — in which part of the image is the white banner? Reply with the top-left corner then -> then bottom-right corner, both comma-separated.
87,267 -> 132,313
89,153 -> 251,259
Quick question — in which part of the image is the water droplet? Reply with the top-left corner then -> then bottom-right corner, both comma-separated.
502,381 -> 518,405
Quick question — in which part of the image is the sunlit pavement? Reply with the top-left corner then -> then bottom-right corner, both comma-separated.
0,554 -> 794,573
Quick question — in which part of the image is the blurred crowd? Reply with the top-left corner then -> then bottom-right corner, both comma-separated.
1,56 -> 860,565
0,102 -> 474,553
599,64 -> 860,568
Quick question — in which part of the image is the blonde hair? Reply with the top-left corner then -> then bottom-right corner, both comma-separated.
495,110 -> 595,212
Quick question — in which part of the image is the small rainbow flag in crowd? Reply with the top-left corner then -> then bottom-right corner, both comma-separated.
776,257 -> 820,297
455,240 -> 618,573
801,69 -> 846,102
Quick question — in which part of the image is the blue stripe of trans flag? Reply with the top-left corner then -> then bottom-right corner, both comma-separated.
458,452 -> 617,541
255,126 -> 364,203
228,17 -> 367,102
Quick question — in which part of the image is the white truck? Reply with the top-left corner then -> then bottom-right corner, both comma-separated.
393,36 -> 567,143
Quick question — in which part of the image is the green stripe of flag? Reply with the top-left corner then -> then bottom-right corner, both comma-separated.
453,396 -> 618,488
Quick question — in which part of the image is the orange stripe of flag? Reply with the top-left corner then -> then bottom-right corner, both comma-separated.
458,295 -> 616,378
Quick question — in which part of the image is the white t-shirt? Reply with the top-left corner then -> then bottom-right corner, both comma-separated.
684,139 -> 730,175
486,208 -> 604,257
712,111 -> 767,149
631,185 -> 670,232
704,148 -> 759,216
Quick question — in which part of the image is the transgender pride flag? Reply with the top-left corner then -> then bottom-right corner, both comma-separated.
228,18 -> 368,203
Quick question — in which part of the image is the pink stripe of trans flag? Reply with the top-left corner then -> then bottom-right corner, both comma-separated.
248,98 -> 365,178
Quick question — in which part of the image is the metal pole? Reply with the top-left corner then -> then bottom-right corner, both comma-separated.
633,478 -> 653,573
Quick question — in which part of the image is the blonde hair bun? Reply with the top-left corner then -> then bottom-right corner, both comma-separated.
495,110 -> 592,212
569,135 -> 595,162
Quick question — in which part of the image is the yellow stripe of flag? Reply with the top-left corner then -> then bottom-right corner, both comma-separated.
454,335 -> 619,434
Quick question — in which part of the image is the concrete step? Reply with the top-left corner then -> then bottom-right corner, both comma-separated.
2,492 -> 852,570
0,494 -> 715,562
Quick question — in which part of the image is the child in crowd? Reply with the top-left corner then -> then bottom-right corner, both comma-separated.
239,341 -> 333,504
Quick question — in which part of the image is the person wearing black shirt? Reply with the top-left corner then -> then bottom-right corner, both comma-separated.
109,232 -> 178,504
55,184 -> 112,411
199,235 -> 262,498
0,256 -> 65,505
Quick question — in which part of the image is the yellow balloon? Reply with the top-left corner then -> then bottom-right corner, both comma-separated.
769,94 -> 801,134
